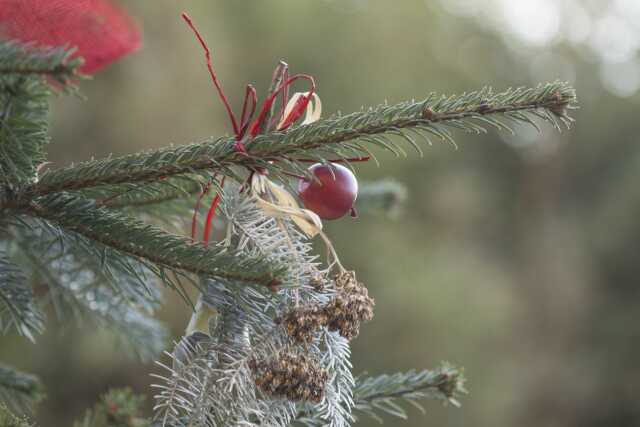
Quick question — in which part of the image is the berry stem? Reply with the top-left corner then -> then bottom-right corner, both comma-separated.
318,230 -> 345,273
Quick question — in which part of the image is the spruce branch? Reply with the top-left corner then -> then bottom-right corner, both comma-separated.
296,363 -> 465,425
20,194 -> 286,289
0,403 -> 32,427
0,365 -> 44,415
351,364 -> 466,422
11,219 -> 163,314
0,73 -> 49,185
1,217 -> 169,361
11,226 -> 168,360
0,252 -> 44,342
95,178 -> 204,210
72,388 -> 150,427
29,82 -> 576,197
0,40 -> 79,187
0,41 -> 81,86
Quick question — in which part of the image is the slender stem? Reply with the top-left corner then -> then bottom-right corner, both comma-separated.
182,13 -> 240,138
318,230 -> 345,273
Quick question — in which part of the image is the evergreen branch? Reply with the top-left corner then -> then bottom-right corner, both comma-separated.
0,41 -> 81,86
0,403 -> 32,427
0,74 -> 50,185
0,40 -> 79,187
95,178 -> 204,209
11,225 -> 167,360
0,252 -> 44,342
0,365 -> 44,415
76,177 -> 211,233
356,180 -> 408,218
295,363 -> 465,425
29,82 -> 576,196
21,194 -> 285,288
12,218 -> 163,314
72,388 -> 150,427
351,364 -> 466,422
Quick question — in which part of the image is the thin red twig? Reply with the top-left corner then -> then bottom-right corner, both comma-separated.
202,176 -> 226,245
182,13 -> 240,138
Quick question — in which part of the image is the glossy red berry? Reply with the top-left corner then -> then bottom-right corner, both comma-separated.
298,163 -> 358,220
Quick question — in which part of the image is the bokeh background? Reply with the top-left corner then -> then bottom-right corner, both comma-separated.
2,0 -> 640,426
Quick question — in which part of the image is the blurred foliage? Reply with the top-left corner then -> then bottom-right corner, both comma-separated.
0,1 -> 638,426
0,404 -> 32,427
72,388 -> 148,427
0,365 -> 45,415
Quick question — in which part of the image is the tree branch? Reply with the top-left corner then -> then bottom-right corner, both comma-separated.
0,252 -> 44,342
0,364 -> 44,414
28,82 -> 576,197
0,40 -> 81,86
295,363 -> 466,425
19,194 -> 285,289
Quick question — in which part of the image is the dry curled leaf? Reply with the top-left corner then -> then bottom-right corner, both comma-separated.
251,174 -> 323,238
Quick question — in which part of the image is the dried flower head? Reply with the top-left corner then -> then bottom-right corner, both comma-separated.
280,307 -> 328,345
325,270 -> 375,340
250,352 -> 328,403
280,270 -> 375,343
308,274 -> 326,291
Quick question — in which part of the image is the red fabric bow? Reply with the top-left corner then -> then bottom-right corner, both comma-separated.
0,0 -> 141,74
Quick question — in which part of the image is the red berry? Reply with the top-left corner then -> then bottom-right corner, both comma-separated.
298,163 -> 358,220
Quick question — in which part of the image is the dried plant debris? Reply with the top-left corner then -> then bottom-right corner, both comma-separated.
325,270 -> 375,340
281,307 -> 327,345
281,270 -> 375,343
250,352 -> 329,403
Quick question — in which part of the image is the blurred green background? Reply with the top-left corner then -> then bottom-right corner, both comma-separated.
2,0 -> 640,426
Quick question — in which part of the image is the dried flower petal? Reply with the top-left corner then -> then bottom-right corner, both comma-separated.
251,174 -> 323,237
277,92 -> 322,130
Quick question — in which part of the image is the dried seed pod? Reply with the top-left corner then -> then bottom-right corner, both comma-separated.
280,271 -> 374,342
324,270 -> 375,340
250,352 -> 328,403
280,307 -> 328,345
308,274 -> 326,291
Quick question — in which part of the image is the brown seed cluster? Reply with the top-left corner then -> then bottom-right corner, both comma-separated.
324,270 -> 375,340
281,307 -> 327,345
281,271 -> 375,343
250,352 -> 328,403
